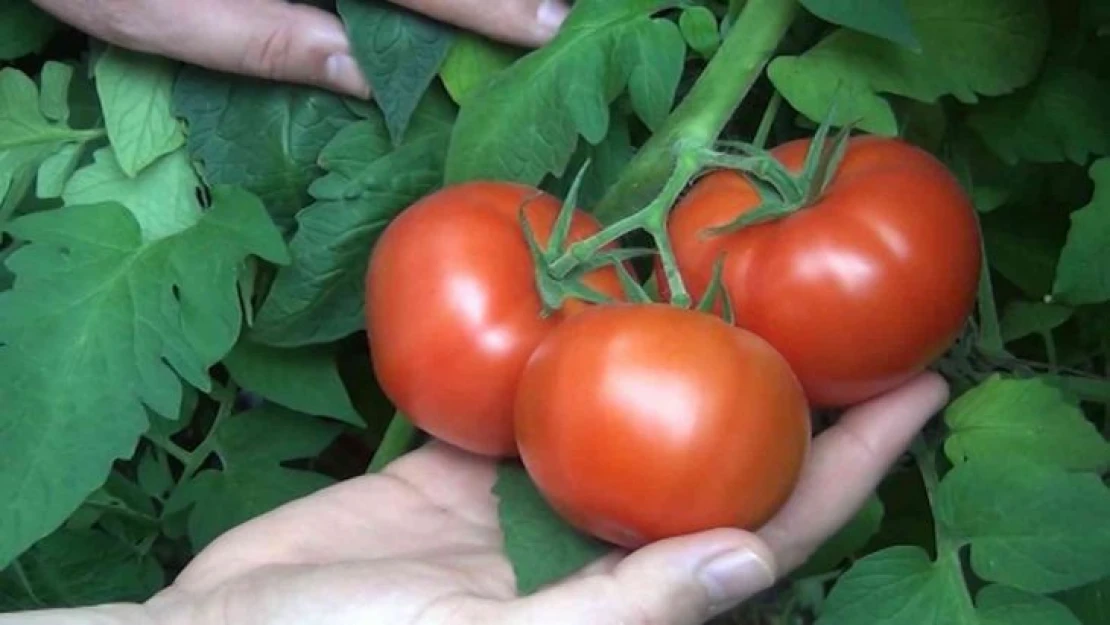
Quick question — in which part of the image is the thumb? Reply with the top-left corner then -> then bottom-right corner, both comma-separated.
506,529 -> 778,625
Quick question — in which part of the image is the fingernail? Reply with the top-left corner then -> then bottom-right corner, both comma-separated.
536,0 -> 569,40
325,54 -> 370,99
697,549 -> 776,614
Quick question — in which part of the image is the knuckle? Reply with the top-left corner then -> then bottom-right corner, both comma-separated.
243,25 -> 297,79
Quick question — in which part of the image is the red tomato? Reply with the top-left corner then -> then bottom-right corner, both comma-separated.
514,303 -> 811,548
667,135 -> 981,407
365,182 -> 624,457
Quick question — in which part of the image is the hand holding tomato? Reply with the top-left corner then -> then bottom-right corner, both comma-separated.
4,373 -> 946,625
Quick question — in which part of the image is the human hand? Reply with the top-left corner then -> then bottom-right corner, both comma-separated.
112,371 -> 950,625
29,0 -> 570,98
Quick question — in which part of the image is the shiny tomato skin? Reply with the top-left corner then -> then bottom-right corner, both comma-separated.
514,303 -> 811,549
365,181 -> 624,457
668,135 -> 982,408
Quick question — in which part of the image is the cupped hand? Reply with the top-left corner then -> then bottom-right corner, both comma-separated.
29,0 -> 570,98
141,372 -> 949,625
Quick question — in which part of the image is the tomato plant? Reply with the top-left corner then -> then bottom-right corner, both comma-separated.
365,181 -> 624,456
667,136 -> 983,407
514,303 -> 811,548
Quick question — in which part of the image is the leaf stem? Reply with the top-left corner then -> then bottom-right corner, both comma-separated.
178,382 -> 237,484
592,0 -> 798,225
367,411 -> 418,473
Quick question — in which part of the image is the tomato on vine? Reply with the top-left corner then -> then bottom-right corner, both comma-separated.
514,303 -> 811,548
365,181 -> 625,457
667,135 -> 982,407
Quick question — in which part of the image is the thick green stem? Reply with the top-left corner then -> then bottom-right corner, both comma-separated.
591,0 -> 798,225
367,412 -> 418,473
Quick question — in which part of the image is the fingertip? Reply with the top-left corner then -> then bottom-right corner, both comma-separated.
535,0 -> 570,41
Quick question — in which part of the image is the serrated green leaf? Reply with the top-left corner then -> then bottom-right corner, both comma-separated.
136,448 -> 173,500
94,46 -> 184,177
0,186 -> 288,568
439,33 -> 520,105
0,68 -> 102,222
968,66 -> 1110,165
252,88 -> 452,347
620,18 -> 685,131
0,0 -> 58,61
179,405 -> 340,551
549,108 -> 635,208
977,585 -> 1082,625
172,67 -> 358,227
935,457 -> 1110,593
35,142 -> 84,199
494,461 -> 609,594
769,0 -> 1050,135
63,147 -> 203,241
444,0 -> 678,186
816,546 -> 969,625
1056,577 -> 1110,625
1000,300 -> 1074,342
38,61 -> 73,123
679,6 -> 720,58
1053,158 -> 1110,304
337,0 -> 454,146
800,0 -> 919,50
223,339 -> 362,426
796,495 -> 884,578
943,375 -> 1110,472
0,529 -> 163,611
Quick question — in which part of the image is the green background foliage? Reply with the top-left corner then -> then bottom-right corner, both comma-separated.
0,0 -> 1107,622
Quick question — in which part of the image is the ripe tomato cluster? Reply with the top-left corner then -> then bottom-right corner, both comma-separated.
364,136 -> 980,549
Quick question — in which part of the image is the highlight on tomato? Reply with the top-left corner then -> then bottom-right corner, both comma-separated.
513,303 -> 812,549
668,135 -> 982,407
364,181 -> 625,457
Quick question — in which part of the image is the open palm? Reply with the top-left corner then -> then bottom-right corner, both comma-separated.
145,373 -> 949,625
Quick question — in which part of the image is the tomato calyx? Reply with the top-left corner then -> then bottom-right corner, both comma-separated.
519,162 -> 653,316
700,115 -> 857,236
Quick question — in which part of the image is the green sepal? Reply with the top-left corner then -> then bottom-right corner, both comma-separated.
572,247 -> 657,274
519,204 -> 563,317
613,259 -> 653,304
695,254 -> 736,324
547,158 -> 592,256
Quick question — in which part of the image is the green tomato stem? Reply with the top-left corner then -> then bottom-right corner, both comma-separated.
753,91 -> 783,149
591,0 -> 799,225
367,411 -> 418,473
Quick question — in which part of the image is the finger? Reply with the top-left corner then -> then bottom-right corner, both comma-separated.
390,0 -> 570,47
34,0 -> 370,98
504,529 -> 776,625
758,372 -> 950,571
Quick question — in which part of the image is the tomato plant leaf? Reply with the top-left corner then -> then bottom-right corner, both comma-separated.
549,105 -> 635,208
174,405 -> 341,551
439,35 -> 520,106
1053,158 -> 1110,305
967,66 -> 1110,165
0,186 -> 287,568
494,461 -> 609,594
35,142 -> 84,199
999,300 -> 1074,343
799,0 -> 920,51
0,0 -> 58,61
252,89 -> 451,347
223,339 -> 363,427
0,67 -> 102,222
679,6 -> 720,59
62,147 -> 204,241
815,546 -> 970,625
795,494 -> 884,578
976,585 -> 1083,625
943,375 -> 1110,472
94,46 -> 185,177
769,0 -> 1050,135
337,0 -> 454,146
38,61 -> 73,124
444,0 -> 679,186
1056,577 -> 1110,625
0,529 -> 163,611
935,458 -> 1110,593
621,18 -> 686,131
171,67 -> 358,227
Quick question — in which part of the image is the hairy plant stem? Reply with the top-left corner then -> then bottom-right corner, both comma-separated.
591,0 -> 798,225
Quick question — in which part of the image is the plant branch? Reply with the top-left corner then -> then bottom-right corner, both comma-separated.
367,411 -> 418,473
591,0 -> 798,225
